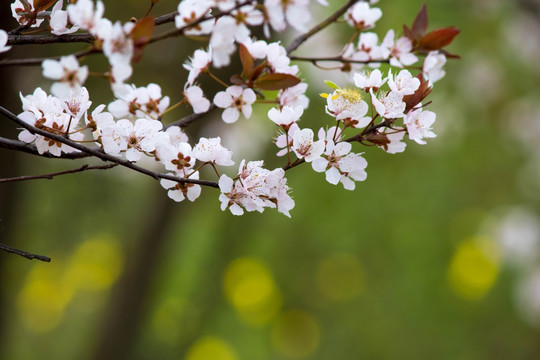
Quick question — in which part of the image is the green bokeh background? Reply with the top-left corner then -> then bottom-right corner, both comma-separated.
1,0 -> 540,359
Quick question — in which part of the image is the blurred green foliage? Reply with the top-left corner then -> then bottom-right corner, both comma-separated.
1,0 -> 540,359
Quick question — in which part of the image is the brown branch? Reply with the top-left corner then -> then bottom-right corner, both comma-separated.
0,163 -> 118,183
289,55 -> 390,65
0,48 -> 97,67
164,104 -> 217,130
0,136 -> 89,158
7,33 -> 95,46
286,0 -> 359,54
154,11 -> 178,26
0,242 -> 51,262
0,106 -> 219,188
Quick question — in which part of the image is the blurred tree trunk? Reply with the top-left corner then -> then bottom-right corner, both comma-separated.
91,190 -> 176,360
0,11 -> 24,359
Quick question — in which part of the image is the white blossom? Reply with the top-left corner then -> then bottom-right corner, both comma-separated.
160,172 -> 202,202
382,29 -> 418,68
192,137 -> 234,166
50,0 -> 79,35
0,30 -> 12,54
292,128 -> 325,162
213,86 -> 257,124
345,2 -> 382,30
370,89 -> 406,119
404,108 -> 436,144
184,85 -> 210,114
67,0 -> 104,34
268,105 -> 303,128
387,69 -> 420,95
42,55 -> 88,98
423,51 -> 447,84
183,47 -> 212,86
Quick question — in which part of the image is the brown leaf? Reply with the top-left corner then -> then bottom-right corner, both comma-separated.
418,27 -> 460,51
230,74 -> 245,86
403,74 -> 432,113
239,43 -> 255,79
411,3 -> 428,39
254,73 -> 301,91
33,0 -> 56,11
130,16 -> 155,63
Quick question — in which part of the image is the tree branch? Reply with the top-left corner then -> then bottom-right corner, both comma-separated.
7,33 -> 95,46
0,136 -> 88,158
0,106 -> 219,188
164,104 -> 218,130
0,163 -> 118,183
286,0 -> 359,54
0,48 -> 97,67
0,242 -> 51,262
289,55 -> 389,65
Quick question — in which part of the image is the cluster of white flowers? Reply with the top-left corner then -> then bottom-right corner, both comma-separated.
6,0 -> 456,217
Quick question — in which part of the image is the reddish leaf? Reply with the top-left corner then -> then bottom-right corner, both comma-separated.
251,62 -> 266,81
403,74 -> 432,113
34,0 -> 56,11
418,27 -> 460,51
439,49 -> 461,59
130,16 -> 155,63
411,3 -> 428,39
402,25 -> 415,42
239,43 -> 255,79
253,73 -> 301,91
230,74 -> 245,86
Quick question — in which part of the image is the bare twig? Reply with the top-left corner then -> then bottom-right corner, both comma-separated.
7,33 -> 95,46
286,0 -> 359,54
164,104 -> 218,129
0,163 -> 118,183
289,55 -> 389,65
0,48 -> 97,67
0,106 -> 219,188
0,242 -> 51,262
0,136 -> 90,158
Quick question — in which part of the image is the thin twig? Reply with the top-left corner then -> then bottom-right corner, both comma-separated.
286,0 -> 359,54
289,55 -> 389,65
0,163 -> 118,183
164,104 -> 218,129
0,106 -> 219,188
0,48 -> 97,67
7,33 -> 95,46
0,242 -> 51,262
0,136 -> 90,158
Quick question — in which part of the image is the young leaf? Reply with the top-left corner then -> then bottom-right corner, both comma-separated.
34,0 -> 56,11
418,27 -> 460,51
324,80 -> 339,90
411,3 -> 428,39
130,16 -> 155,63
254,73 -> 301,91
239,43 -> 255,79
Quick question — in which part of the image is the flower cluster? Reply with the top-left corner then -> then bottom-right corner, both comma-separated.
5,0 -> 459,217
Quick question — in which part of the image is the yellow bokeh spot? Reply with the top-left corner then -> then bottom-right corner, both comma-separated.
185,336 -> 237,360
447,237 -> 500,300
317,253 -> 364,302
271,309 -> 320,359
223,257 -> 281,326
152,297 -> 198,345
64,237 -> 124,292
17,260 -> 74,333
